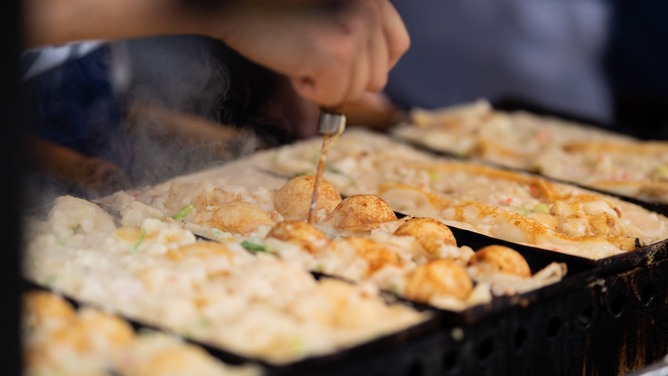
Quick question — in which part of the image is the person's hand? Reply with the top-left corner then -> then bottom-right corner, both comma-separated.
262,82 -> 403,139
24,0 -> 408,108
217,0 -> 410,108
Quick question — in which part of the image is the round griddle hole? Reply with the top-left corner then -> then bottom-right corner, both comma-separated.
610,294 -> 625,317
442,349 -> 458,371
546,316 -> 561,337
641,283 -> 656,306
406,360 -> 425,376
514,328 -> 528,350
578,306 -> 593,326
477,337 -> 495,361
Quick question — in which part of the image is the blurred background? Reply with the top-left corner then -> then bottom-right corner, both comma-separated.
385,0 -> 668,139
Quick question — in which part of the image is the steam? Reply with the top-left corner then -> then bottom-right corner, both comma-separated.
23,34 -> 271,208
120,35 -> 229,119
105,35 -> 240,188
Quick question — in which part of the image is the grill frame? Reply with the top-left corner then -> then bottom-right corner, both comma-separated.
21,100 -> 668,375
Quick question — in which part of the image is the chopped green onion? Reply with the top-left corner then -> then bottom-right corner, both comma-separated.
293,171 -> 310,177
45,275 -> 58,287
389,283 -> 401,295
325,163 -> 357,187
137,327 -> 158,336
325,163 -> 344,174
310,150 -> 321,164
241,240 -> 267,254
198,317 -> 211,329
172,204 -> 195,220
454,151 -> 468,159
132,229 -> 146,252
181,330 -> 194,339
71,224 -> 83,234
211,229 -> 225,241
291,337 -> 306,353
532,203 -> 550,214
652,165 -> 668,180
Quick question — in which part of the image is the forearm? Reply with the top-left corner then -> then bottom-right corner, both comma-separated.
23,0 -> 227,48
23,0 -> 409,108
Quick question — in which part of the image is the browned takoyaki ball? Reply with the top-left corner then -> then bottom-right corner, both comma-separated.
22,290 -> 76,332
394,217 -> 457,257
468,245 -> 531,278
266,220 -> 331,254
403,259 -> 473,302
273,175 -> 342,221
325,194 -> 398,232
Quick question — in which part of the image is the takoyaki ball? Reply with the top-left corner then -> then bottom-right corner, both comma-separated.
468,245 -> 531,278
266,220 -> 331,254
403,259 -> 473,303
273,175 -> 342,221
125,336 -> 225,376
340,237 -> 401,275
206,201 -> 274,234
394,217 -> 457,257
75,308 -> 136,347
47,308 -> 135,353
23,291 -> 76,332
325,194 -> 398,232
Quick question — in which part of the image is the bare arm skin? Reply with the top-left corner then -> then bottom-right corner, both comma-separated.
23,0 -> 410,107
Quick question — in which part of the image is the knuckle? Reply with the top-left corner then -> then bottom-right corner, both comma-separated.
368,73 -> 388,92
394,29 -> 411,57
328,40 -> 357,69
401,31 -> 411,53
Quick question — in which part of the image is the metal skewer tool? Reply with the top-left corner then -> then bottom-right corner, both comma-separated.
317,106 -> 346,135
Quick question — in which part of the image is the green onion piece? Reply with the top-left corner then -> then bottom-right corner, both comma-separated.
325,163 -> 344,174
532,203 -> 550,214
45,275 -> 58,287
310,150 -> 321,164
172,204 -> 195,220
325,163 -> 358,187
137,327 -> 158,336
291,337 -> 306,353
652,165 -> 668,180
293,171 -> 309,177
71,224 -> 83,234
198,317 -> 211,329
241,240 -> 267,254
390,283 -> 401,295
132,229 -> 146,252
181,330 -> 194,339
